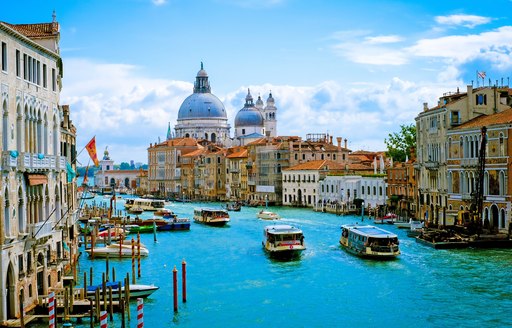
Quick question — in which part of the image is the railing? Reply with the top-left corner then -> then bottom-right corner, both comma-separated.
461,158 -> 478,167
2,151 -> 65,172
424,161 -> 439,169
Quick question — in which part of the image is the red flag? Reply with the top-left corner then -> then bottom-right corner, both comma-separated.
83,165 -> 89,185
85,137 -> 99,167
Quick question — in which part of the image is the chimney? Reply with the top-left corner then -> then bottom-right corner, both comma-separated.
329,136 -> 333,144
344,138 -> 347,149
423,102 -> 428,111
336,137 -> 342,150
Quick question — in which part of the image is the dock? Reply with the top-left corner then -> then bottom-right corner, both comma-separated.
416,228 -> 512,249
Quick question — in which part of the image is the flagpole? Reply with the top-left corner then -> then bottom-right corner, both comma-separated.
72,135 -> 97,165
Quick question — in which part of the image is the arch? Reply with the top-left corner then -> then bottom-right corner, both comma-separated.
490,204 -> 499,230
109,178 -> 115,187
36,252 -> 45,296
500,208 -> 506,229
6,262 -> 16,319
16,103 -> 23,151
211,133 -> 216,143
297,189 -> 302,206
124,177 -> 130,188
2,100 -> 7,150
204,133 -> 208,140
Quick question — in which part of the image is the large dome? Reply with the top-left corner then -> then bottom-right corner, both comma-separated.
177,93 -> 227,120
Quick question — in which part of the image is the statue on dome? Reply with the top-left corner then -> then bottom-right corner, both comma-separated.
103,146 -> 110,160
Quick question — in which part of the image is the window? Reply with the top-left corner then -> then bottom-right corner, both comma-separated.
18,254 -> 24,273
23,54 -> 27,79
1,42 -> 6,71
15,50 -> 20,77
43,64 -> 47,87
476,94 -> 487,105
36,61 -> 41,85
52,68 -> 56,91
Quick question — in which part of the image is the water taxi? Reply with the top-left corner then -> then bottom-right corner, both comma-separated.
131,198 -> 166,211
262,225 -> 306,259
193,208 -> 230,226
87,281 -> 159,299
339,224 -> 400,259
257,210 -> 280,220
157,217 -> 191,231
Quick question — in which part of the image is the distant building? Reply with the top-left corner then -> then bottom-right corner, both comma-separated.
94,148 -> 141,192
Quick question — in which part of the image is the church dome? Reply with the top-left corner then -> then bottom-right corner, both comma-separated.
177,93 -> 227,120
235,89 -> 264,127
177,62 -> 227,120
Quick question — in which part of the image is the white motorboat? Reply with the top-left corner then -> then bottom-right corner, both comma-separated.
84,243 -> 149,258
87,281 -> 159,299
257,210 -> 280,220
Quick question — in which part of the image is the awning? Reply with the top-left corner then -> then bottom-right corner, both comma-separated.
27,174 -> 48,186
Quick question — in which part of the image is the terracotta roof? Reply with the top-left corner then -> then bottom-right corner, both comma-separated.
226,149 -> 248,158
182,149 -> 206,157
3,22 -> 59,38
284,160 -> 344,171
453,108 -> 512,130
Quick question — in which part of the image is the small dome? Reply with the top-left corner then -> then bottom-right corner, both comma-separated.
177,93 -> 227,120
255,95 -> 264,108
197,69 -> 208,77
266,92 -> 275,105
235,107 -> 264,127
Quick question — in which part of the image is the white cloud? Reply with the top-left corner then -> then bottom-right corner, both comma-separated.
435,14 -> 491,28
331,31 -> 408,65
407,26 -> 512,69
152,0 -> 167,6
63,59 -> 455,164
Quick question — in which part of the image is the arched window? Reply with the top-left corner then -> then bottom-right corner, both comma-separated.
500,133 -> 505,156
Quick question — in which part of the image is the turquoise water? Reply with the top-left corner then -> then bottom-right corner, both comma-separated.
48,197 -> 512,327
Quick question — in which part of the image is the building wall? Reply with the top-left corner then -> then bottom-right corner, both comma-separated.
0,21 -> 70,323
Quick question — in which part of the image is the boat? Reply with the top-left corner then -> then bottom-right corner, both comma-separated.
84,243 -> 149,258
154,209 -> 176,217
262,224 -> 306,259
87,281 -> 159,299
225,202 -> 242,211
131,198 -> 166,212
339,224 -> 400,259
193,208 -> 230,226
374,213 -> 398,224
124,198 -> 135,210
257,210 -> 280,220
394,218 -> 424,230
127,207 -> 144,215
157,218 -> 191,231
407,220 -> 424,237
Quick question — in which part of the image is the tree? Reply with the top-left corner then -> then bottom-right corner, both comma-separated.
384,124 -> 416,162
119,162 -> 132,170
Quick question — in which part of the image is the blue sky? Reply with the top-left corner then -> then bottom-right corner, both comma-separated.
4,0 -> 512,164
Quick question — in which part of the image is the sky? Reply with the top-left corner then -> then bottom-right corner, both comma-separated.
3,0 -> 512,165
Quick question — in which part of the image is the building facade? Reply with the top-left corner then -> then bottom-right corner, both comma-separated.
415,85 -> 512,224
0,17 -> 78,323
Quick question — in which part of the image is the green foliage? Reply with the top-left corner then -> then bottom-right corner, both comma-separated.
384,124 -> 416,162
119,162 -> 132,170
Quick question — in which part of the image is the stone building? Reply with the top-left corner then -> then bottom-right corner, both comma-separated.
0,16 -> 78,323
415,84 -> 512,224
446,109 -> 512,229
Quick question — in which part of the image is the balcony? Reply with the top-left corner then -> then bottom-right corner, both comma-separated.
28,221 -> 54,239
229,168 -> 240,173
424,161 -> 439,170
461,158 -> 478,167
2,151 -> 65,172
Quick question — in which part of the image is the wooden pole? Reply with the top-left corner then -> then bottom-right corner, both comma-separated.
112,267 -> 116,283
95,288 -> 100,322
153,220 -> 157,242
108,286 -> 114,321
131,238 -> 136,284
173,266 -> 178,312
106,255 -> 110,282
102,273 -> 107,312
182,260 -> 187,303
125,276 -> 131,321
89,297 -> 94,328
90,267 -> 93,286
83,271 -> 88,300
137,233 -> 141,278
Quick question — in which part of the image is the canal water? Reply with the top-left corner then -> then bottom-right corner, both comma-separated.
41,197 -> 512,327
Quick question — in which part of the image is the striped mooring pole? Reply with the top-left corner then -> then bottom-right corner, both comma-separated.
137,298 -> 144,328
48,292 -> 55,328
100,311 -> 108,328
